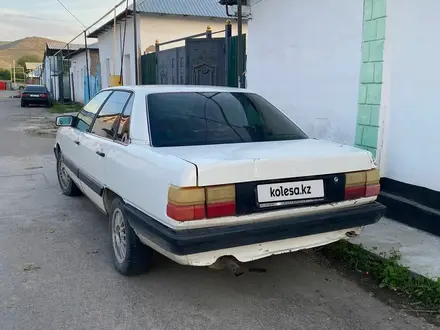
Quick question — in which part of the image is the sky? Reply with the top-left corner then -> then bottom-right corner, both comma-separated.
0,0 -> 121,42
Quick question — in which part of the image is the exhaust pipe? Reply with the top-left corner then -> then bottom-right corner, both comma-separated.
209,256 -> 244,277
345,231 -> 359,238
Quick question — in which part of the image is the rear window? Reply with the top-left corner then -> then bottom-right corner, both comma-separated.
24,86 -> 46,92
147,92 -> 307,147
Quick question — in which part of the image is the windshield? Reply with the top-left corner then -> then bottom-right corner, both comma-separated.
24,86 -> 46,92
147,92 -> 307,147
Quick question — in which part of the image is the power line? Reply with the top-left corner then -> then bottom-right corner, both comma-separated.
55,0 -> 87,28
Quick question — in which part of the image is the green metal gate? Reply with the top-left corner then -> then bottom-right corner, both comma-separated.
141,53 -> 156,85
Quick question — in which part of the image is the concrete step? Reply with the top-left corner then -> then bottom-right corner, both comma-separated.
378,191 -> 440,237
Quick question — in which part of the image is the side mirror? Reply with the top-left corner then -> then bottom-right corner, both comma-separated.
56,115 -> 74,127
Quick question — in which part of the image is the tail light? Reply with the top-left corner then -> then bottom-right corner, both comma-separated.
167,184 -> 236,221
345,169 -> 380,200
22,93 -> 29,97
40,93 -> 47,98
167,186 -> 205,221
206,185 -> 236,218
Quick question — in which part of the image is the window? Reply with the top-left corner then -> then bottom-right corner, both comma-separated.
24,85 -> 46,93
147,92 -> 308,147
115,95 -> 134,144
90,91 -> 132,139
75,91 -> 112,132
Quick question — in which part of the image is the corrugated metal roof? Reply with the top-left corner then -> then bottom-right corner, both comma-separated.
137,0 -> 229,18
46,42 -> 84,51
46,42 -> 99,51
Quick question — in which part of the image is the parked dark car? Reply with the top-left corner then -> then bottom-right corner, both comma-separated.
21,85 -> 52,108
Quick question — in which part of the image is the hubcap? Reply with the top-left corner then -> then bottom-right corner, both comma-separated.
112,208 -> 127,264
58,159 -> 70,189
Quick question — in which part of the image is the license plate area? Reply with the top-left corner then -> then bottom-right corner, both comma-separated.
30,94 -> 39,97
257,180 -> 325,208
235,173 -> 346,216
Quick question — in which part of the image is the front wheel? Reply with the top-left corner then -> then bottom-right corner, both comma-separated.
109,197 -> 153,276
56,152 -> 82,196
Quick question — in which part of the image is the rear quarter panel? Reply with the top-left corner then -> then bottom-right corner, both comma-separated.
105,143 -> 197,228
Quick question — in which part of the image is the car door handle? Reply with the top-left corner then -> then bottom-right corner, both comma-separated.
74,140 -> 80,145
96,151 -> 106,157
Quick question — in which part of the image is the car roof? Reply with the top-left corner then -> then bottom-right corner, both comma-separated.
101,85 -> 253,96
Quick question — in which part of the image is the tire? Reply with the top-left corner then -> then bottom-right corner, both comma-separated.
109,197 -> 154,276
56,152 -> 82,196
21,101 -> 26,107
46,101 -> 53,108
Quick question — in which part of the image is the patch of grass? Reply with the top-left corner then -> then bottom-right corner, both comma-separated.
320,240 -> 440,312
48,102 -> 82,114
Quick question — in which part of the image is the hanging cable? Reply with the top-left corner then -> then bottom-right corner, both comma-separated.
55,0 -> 87,28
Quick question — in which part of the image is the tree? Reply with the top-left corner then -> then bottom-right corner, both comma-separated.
0,68 -> 11,80
16,55 -> 42,69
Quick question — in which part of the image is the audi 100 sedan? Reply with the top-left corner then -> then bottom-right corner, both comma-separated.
54,86 -> 385,276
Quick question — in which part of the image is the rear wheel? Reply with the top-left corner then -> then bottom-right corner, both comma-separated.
21,101 -> 26,107
56,151 -> 82,196
109,197 -> 154,276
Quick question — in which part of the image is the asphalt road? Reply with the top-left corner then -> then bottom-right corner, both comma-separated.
0,95 -> 436,330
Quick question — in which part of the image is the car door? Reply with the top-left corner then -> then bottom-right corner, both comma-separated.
60,90 -> 112,183
77,90 -> 133,211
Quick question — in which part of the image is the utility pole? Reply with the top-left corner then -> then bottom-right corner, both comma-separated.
133,0 -> 139,85
12,60 -> 16,84
84,31 -> 91,102
237,0 -> 244,88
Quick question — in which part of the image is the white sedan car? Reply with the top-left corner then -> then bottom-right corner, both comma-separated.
54,86 -> 385,276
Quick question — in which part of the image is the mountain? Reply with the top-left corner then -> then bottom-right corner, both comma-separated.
0,37 -> 63,68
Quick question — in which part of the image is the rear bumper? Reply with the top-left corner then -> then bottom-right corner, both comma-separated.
124,202 -> 386,257
22,97 -> 49,104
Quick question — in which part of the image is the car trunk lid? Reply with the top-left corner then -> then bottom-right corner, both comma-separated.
158,139 -> 375,187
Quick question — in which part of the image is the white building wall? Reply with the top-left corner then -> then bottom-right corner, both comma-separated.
42,56 -> 60,100
381,0 -> 440,192
247,0 -> 363,145
97,15 -> 139,88
139,14 -> 247,51
69,50 -> 92,104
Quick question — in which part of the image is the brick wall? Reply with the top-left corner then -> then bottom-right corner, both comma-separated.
355,0 -> 387,156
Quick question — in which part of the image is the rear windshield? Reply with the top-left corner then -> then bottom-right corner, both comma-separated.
147,92 -> 307,147
24,86 -> 46,92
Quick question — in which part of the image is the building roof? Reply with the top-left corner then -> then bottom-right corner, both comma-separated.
88,0 -> 230,38
137,0 -> 229,18
25,62 -> 41,70
46,41 -> 84,51
69,43 -> 99,57
45,42 -> 99,56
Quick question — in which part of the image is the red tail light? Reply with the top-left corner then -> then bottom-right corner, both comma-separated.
167,186 -> 205,221
345,169 -> 380,200
40,93 -> 47,98
206,185 -> 236,218
22,93 -> 29,97
167,185 -> 236,221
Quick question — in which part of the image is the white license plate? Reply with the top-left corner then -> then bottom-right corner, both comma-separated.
30,94 -> 39,97
257,180 -> 325,203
